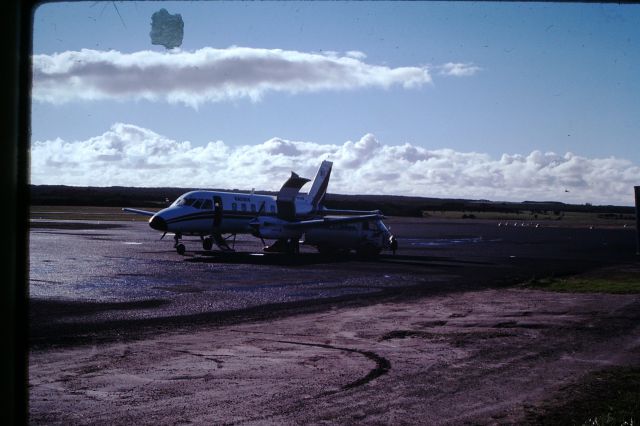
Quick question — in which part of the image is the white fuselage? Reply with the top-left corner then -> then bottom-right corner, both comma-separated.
128,160 -> 395,255
149,190 -> 313,236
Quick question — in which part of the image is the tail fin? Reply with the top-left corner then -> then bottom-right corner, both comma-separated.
307,160 -> 332,209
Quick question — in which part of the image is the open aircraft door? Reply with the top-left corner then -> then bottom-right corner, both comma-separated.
213,196 -> 223,228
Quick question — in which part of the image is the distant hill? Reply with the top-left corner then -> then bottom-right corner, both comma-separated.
29,185 -> 636,218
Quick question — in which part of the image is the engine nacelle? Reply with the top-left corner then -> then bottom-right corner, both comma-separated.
248,217 -> 302,240
303,218 -> 393,256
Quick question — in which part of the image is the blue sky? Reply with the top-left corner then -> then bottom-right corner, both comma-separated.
31,2 -> 640,205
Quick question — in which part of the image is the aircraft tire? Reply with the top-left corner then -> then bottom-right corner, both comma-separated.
176,243 -> 186,255
203,237 -> 213,251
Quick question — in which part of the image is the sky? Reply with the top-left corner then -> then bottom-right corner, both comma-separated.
31,1 -> 640,206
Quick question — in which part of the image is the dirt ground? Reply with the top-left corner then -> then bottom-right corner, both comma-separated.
29,286 -> 640,425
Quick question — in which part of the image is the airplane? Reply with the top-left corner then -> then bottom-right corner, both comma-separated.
123,160 -> 397,256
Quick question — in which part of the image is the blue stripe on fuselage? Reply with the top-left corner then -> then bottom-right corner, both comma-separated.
165,210 -> 275,226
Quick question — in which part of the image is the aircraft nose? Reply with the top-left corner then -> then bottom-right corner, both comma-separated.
149,215 -> 167,231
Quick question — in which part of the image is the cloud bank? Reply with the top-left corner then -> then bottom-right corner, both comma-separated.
30,123 -> 639,206
33,47 -> 432,107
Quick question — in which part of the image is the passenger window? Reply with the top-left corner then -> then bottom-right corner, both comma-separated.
251,204 -> 256,212
241,203 -> 247,211
232,203 -> 237,211
202,199 -> 212,210
184,198 -> 195,206
192,199 -> 203,209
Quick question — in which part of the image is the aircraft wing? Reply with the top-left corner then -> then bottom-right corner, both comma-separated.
122,208 -> 157,217
318,208 -> 382,216
282,214 -> 382,230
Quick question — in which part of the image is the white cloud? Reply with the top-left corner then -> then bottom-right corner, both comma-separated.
438,62 -> 482,77
32,47 -> 432,107
345,51 -> 367,60
30,123 -> 639,206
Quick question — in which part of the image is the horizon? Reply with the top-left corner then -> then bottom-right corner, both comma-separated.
31,2 -> 640,206
29,182 -> 636,208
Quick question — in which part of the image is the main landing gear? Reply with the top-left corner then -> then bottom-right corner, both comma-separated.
202,236 -> 213,251
173,233 -> 236,256
201,233 -> 235,252
263,238 -> 300,254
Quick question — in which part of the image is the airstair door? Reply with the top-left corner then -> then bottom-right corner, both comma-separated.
213,196 -> 223,228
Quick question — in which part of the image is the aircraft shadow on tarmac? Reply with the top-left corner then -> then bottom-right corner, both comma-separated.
30,298 -> 170,319
376,254 -> 492,268
183,251 -> 491,268
185,251 -> 353,266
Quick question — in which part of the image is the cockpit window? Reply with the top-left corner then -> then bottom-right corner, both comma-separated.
173,197 -> 206,208
176,198 -> 196,207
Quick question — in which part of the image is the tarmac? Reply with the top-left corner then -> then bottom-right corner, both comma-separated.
28,216 -> 640,424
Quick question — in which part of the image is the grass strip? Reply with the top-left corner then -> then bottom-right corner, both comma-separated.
525,277 -> 640,294
524,367 -> 640,425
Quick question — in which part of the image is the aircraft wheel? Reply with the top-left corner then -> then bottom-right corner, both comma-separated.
203,237 -> 213,251
176,243 -> 186,255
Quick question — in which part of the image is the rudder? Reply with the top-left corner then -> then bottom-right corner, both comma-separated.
307,160 -> 333,209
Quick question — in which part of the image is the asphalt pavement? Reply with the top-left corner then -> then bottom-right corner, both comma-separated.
29,217 -> 637,348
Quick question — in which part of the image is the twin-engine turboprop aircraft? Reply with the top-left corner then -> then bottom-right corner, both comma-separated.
124,161 -> 396,256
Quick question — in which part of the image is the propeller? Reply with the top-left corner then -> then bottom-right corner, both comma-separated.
250,201 -> 267,246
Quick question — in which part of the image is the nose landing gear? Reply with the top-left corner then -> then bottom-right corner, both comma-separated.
173,233 -> 186,255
